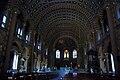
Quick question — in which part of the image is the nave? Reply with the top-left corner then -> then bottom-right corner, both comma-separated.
0,0 -> 120,80
0,69 -> 119,80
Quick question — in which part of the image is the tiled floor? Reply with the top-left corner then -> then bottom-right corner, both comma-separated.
51,70 -> 70,80
50,70 -> 80,80
50,70 -> 117,80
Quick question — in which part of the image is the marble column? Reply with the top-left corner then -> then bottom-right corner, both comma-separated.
99,14 -> 105,37
48,51 -> 51,67
45,48 -> 48,68
106,3 -> 118,75
84,48 -> 88,70
52,49 -> 55,66
29,30 -> 35,73
98,46 -> 104,74
3,8 -> 19,73
105,53 -> 109,74
36,34 -> 39,49
98,55 -> 102,74
34,57 -> 37,72
36,54 -> 41,71
24,56 -> 29,72
92,31 -> 96,49
77,49 -> 81,68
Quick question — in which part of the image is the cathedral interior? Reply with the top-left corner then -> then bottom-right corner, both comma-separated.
0,0 -> 120,80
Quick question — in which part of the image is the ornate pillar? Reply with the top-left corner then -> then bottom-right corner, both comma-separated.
98,46 -> 104,74
92,31 -> 97,50
52,48 -> 55,67
105,53 -> 109,74
84,47 -> 88,70
34,56 -> 37,72
3,8 -> 19,73
99,14 -> 105,37
29,30 -> 35,73
77,49 -> 81,68
98,55 -> 102,74
36,34 -> 39,49
106,3 -> 119,75
45,48 -> 48,68
36,54 -> 41,71
22,18 -> 27,41
24,56 -> 29,72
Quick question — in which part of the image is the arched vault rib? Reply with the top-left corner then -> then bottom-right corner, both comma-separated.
41,19 -> 88,35
38,8 -> 91,33
43,20 -> 87,41
34,3 -> 94,29
13,0 -> 104,33
45,30 -> 87,49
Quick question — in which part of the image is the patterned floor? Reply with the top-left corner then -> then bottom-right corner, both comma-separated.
50,70 -> 117,80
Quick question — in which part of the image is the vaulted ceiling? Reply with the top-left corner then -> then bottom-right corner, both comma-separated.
12,0 -> 104,49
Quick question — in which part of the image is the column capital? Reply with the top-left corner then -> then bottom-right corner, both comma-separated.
29,30 -> 32,34
105,2 -> 111,10
12,8 -> 20,14
53,48 -> 56,51
33,31 -> 36,35
98,56 -> 102,59
7,7 -> 20,14
23,18 -> 28,26
29,30 -> 36,35
99,15 -> 104,24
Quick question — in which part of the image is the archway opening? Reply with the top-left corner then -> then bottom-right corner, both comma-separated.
54,37 -> 77,70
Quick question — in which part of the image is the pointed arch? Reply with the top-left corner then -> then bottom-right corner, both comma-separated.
73,49 -> 77,58
56,50 -> 60,59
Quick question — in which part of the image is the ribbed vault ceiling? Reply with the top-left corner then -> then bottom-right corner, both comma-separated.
12,0 -> 104,48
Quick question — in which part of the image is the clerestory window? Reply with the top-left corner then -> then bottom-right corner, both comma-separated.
56,50 -> 60,59
73,49 -> 77,58
1,15 -> 7,28
64,50 -> 69,59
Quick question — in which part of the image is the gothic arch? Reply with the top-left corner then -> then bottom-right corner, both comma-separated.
103,38 -> 111,53
11,41 -> 23,53
23,47 -> 30,58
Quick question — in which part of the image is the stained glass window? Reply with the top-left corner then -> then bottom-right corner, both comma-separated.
64,50 -> 69,58
1,16 -> 6,28
56,50 -> 60,59
73,49 -> 77,58
12,51 -> 19,70
17,28 -> 23,39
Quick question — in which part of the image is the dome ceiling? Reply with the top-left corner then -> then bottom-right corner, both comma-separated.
12,0 -> 104,47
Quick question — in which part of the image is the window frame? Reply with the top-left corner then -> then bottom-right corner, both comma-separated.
56,50 -> 60,59
73,49 -> 77,59
64,50 -> 69,59
1,15 -> 7,28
